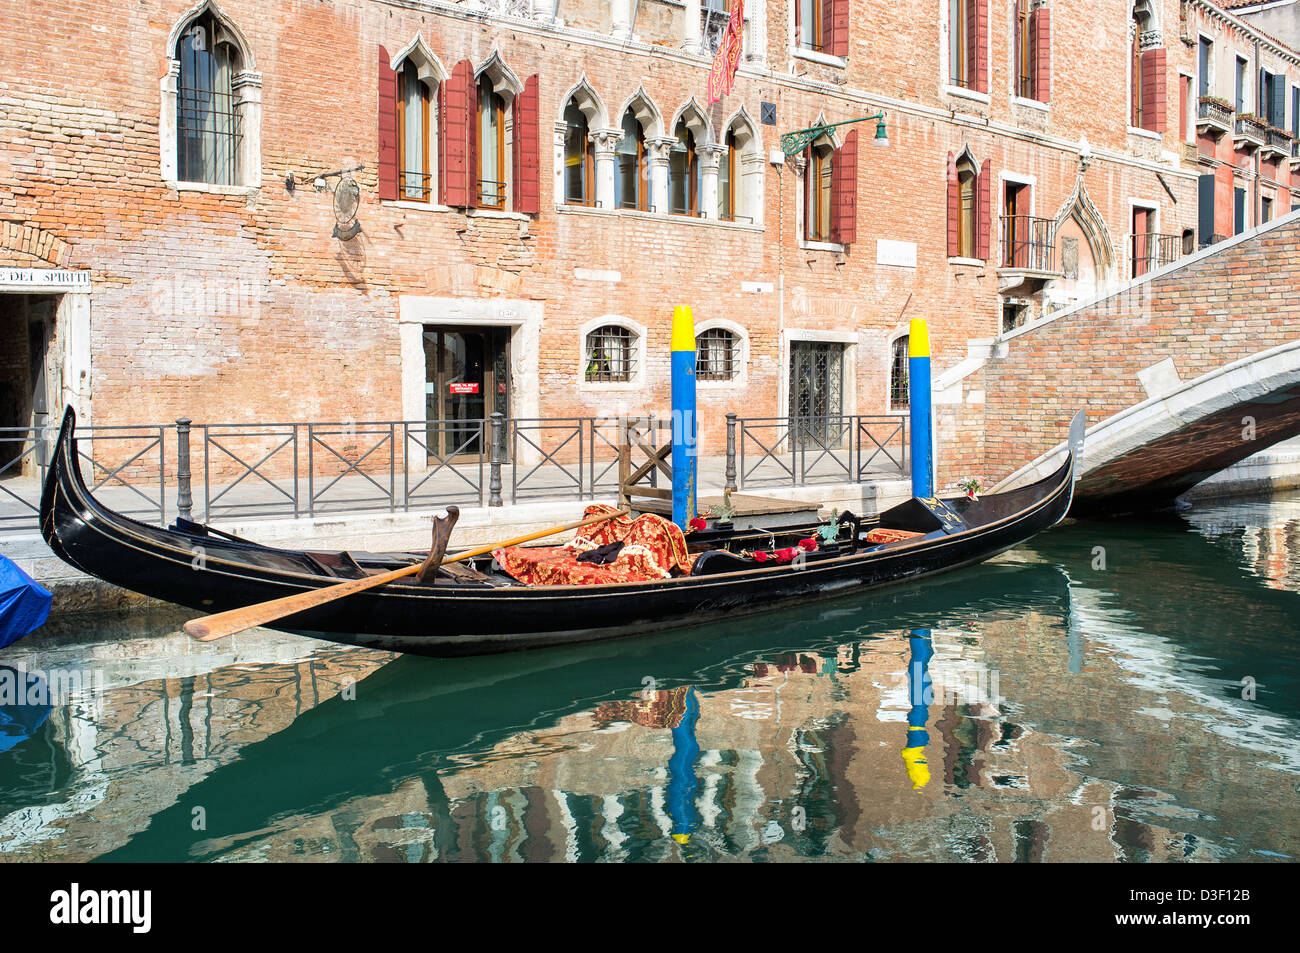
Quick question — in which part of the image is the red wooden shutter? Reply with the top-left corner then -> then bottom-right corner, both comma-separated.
946,152 -> 960,257
378,46 -> 398,202
439,60 -> 474,207
973,0 -> 988,93
512,74 -> 540,215
1032,7 -> 1050,102
1141,47 -> 1167,133
831,128 -> 858,244
829,0 -> 849,58
975,160 -> 994,260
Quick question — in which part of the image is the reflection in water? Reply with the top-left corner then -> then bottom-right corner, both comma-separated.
1,493 -> 1299,862
901,631 -> 933,791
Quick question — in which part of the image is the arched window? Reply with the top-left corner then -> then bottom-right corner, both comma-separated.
890,336 -> 910,410
722,112 -> 761,224
176,11 -> 242,185
669,119 -> 700,215
697,327 -> 739,381
398,61 -> 432,201
478,74 -> 507,209
563,99 -> 594,205
615,109 -> 647,210
955,154 -> 977,258
718,130 -> 735,221
806,136 -> 834,241
585,325 -> 638,382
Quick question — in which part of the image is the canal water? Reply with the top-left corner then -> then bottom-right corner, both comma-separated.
1,492 -> 1298,863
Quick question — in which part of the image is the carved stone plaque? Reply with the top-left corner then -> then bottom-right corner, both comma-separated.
1061,236 -> 1079,280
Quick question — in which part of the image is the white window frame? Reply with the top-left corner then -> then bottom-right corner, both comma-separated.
578,316 -> 647,392
694,318 -> 750,389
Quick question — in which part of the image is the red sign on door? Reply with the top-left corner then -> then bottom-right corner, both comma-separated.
449,382 -> 480,395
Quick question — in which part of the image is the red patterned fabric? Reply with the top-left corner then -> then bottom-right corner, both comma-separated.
864,528 -> 923,544
493,505 -> 696,586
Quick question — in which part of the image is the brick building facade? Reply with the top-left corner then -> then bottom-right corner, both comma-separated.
1,0 -> 1294,462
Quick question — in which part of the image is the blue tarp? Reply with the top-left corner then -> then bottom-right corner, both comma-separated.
0,555 -> 52,649
0,666 -> 52,753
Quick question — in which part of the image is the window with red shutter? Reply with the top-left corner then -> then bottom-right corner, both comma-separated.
439,59 -> 475,207
1141,47 -> 1166,133
829,0 -> 849,59
830,128 -> 857,244
973,0 -> 988,93
512,74 -> 540,215
378,47 -> 399,202
1031,7 -> 1050,102
975,160 -> 994,260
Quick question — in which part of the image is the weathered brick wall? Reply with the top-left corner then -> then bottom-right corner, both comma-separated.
0,0 -> 1224,470
939,210 -> 1300,485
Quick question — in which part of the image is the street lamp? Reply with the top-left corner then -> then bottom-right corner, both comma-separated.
780,112 -> 889,156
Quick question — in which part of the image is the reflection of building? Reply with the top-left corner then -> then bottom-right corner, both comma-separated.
6,0 -> 1278,449
0,627 -> 388,861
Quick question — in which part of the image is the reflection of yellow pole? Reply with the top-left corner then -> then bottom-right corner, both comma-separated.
901,743 -> 931,791
901,629 -> 933,791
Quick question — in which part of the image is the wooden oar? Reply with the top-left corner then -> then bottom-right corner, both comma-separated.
182,509 -> 626,643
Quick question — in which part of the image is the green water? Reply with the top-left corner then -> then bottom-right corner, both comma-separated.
2,493 -> 1298,862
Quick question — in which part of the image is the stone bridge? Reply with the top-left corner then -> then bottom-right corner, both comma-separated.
935,209 -> 1300,514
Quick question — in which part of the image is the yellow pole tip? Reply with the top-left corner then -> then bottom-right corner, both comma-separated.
908,318 -> 930,358
671,305 -> 695,351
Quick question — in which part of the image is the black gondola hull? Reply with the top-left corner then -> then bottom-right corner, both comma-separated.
40,408 -> 1076,656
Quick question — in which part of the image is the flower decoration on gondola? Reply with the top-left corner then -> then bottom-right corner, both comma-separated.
958,477 -> 983,501
744,538 -> 818,564
687,516 -> 708,533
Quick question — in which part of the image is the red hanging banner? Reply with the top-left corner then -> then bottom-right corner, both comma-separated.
706,0 -> 745,105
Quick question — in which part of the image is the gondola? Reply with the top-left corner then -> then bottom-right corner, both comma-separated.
40,407 -> 1082,657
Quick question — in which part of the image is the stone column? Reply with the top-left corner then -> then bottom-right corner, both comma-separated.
552,120 -> 568,206
683,0 -> 703,54
232,70 -> 263,188
611,0 -> 633,40
646,136 -> 676,213
745,0 -> 765,62
740,151 -> 766,225
698,143 -> 727,220
159,60 -> 180,182
590,128 -> 624,209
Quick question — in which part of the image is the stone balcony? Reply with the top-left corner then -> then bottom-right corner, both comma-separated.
1234,114 -> 1268,151
1196,97 -> 1233,137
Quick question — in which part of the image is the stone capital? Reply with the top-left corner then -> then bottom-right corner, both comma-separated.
589,127 -> 626,155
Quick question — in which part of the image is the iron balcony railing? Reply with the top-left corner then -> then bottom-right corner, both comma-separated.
1234,114 -> 1268,148
1130,232 -> 1181,276
1264,125 -> 1293,156
1197,97 -> 1234,134
999,215 -> 1058,273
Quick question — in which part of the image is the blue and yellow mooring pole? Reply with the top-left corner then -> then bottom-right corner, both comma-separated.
900,628 -> 934,791
671,305 -> 698,528
907,317 -> 934,499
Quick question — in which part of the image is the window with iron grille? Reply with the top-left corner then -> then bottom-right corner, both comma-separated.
176,12 -> 242,185
585,325 -> 637,382
697,328 -> 738,380
890,336 -> 910,409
